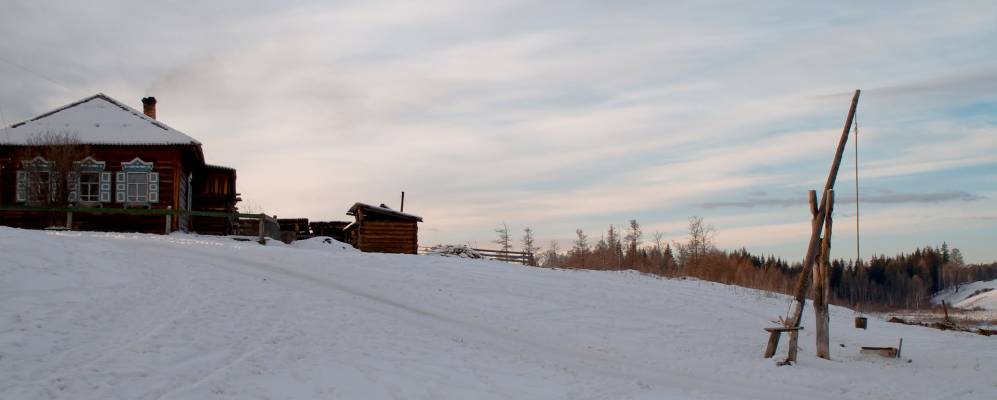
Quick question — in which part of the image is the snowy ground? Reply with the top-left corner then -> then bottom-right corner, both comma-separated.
929,279 -> 997,329
935,279 -> 997,311
2,227 -> 994,399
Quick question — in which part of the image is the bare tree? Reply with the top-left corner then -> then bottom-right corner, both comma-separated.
521,227 -> 539,266
651,231 -> 664,252
674,216 -> 715,271
20,132 -> 90,209
950,248 -> 965,267
494,222 -> 512,259
541,240 -> 561,267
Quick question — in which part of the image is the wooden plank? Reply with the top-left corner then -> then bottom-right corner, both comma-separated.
359,228 -> 418,234
860,347 -> 898,358
360,234 -> 415,239
765,327 -> 802,332
359,231 -> 418,236
360,228 -> 418,235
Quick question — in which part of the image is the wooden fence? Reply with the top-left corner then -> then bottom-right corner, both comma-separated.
419,245 -> 535,265
472,248 -> 535,265
0,205 -> 280,245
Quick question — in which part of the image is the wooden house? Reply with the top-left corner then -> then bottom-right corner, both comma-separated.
277,218 -> 311,243
345,203 -> 422,254
0,93 -> 238,234
191,164 -> 240,235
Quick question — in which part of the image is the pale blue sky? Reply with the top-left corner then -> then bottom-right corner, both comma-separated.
1,1 -> 995,262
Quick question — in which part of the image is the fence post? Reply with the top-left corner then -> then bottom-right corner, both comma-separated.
165,206 -> 172,234
66,211 -> 73,230
258,214 -> 266,245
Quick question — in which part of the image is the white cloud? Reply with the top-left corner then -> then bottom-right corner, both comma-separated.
1,1 -> 996,261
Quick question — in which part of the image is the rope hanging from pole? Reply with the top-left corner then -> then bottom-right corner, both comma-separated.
854,110 -> 860,265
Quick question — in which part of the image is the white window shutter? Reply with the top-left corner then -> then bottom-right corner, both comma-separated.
115,172 -> 126,202
148,172 -> 159,203
100,172 -> 112,203
15,170 -> 27,202
68,171 -> 79,202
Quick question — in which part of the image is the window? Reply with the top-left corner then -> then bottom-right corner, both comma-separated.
27,170 -> 51,203
126,172 -> 149,202
72,157 -> 108,203
78,172 -> 100,202
117,158 -> 158,204
17,157 -> 54,204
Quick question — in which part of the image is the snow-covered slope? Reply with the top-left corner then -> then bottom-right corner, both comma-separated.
935,279 -> 997,311
2,227 -> 994,399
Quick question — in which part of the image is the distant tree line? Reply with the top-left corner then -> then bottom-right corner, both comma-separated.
504,218 -> 997,310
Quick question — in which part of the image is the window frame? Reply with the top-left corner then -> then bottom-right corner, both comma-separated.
126,171 -> 150,203
72,156 -> 108,204
26,169 -> 52,204
21,157 -> 55,205
78,171 -> 101,203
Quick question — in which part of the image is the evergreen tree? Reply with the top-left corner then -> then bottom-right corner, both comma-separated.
624,219 -> 642,265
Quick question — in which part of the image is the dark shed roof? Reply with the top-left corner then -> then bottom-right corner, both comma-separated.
347,202 -> 423,222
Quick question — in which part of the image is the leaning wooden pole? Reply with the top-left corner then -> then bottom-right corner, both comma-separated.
782,89 -> 859,363
785,190 -> 819,363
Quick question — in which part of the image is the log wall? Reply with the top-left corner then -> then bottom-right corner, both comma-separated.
357,220 -> 418,254
0,145 -> 196,233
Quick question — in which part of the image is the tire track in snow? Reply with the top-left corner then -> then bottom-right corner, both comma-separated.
117,241 -> 302,400
175,245 -> 837,400
7,239 -> 197,395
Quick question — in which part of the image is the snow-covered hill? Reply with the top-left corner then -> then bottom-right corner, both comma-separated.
2,227 -> 994,399
935,279 -> 997,311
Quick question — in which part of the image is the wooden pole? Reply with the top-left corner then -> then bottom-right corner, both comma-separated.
815,190 -> 834,360
781,89 -> 859,363
165,206 -> 172,234
66,211 -> 73,230
258,213 -> 266,245
786,191 -> 819,363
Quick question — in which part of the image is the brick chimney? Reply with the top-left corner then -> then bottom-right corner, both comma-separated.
141,97 -> 157,119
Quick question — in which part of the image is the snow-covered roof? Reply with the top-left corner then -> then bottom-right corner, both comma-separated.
347,202 -> 423,222
203,164 -> 236,172
0,93 -> 201,146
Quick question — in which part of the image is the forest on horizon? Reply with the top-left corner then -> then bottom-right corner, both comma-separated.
493,218 -> 997,310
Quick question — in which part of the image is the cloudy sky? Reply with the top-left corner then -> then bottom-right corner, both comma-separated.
2,1 -> 995,262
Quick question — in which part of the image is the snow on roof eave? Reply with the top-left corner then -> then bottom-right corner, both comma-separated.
347,202 -> 423,222
1,93 -> 202,146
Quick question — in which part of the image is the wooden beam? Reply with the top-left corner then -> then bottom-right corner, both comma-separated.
786,190 -> 820,363
815,190 -> 834,359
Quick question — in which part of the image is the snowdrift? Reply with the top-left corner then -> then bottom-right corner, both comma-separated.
1,227 -> 994,399
934,279 -> 997,311
290,236 -> 358,253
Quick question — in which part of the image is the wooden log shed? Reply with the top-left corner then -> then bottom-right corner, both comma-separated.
344,203 -> 421,254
